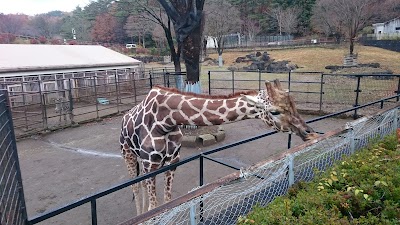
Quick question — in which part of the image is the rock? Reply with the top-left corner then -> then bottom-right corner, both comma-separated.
261,52 -> 270,61
246,54 -> 255,59
198,134 -> 217,146
181,136 -> 198,147
235,57 -> 245,63
248,62 -> 260,70
213,130 -> 225,142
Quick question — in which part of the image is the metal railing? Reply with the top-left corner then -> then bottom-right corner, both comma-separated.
25,94 -> 399,225
1,71 -> 186,139
207,70 -> 400,117
0,90 -> 28,225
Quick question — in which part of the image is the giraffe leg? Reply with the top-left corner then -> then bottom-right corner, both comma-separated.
141,179 -> 148,213
164,152 -> 180,203
144,176 -> 158,212
121,146 -> 142,215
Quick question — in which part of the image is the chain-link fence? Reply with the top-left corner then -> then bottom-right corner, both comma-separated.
121,106 -> 399,225
0,91 -> 28,225
207,71 -> 400,116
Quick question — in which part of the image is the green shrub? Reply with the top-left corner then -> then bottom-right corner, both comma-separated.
238,133 -> 400,225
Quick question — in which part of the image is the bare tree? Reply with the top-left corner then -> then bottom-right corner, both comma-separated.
243,18 -> 261,44
312,0 -> 379,55
270,6 -> 301,36
124,14 -> 154,47
270,6 -> 284,35
204,0 -> 242,67
281,7 -> 301,35
117,0 -> 183,77
0,14 -> 28,34
152,23 -> 168,49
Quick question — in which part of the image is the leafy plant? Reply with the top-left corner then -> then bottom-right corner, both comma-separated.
238,133 -> 400,224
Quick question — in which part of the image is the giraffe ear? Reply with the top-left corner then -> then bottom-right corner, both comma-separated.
242,95 -> 260,107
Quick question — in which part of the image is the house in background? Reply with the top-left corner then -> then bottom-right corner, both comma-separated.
372,16 -> 400,39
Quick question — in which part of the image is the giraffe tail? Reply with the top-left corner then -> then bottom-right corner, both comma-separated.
131,161 -> 140,202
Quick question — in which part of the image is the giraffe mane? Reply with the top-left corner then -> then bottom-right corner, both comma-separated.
154,85 -> 258,99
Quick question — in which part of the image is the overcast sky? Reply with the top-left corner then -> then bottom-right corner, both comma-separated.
1,0 -> 91,15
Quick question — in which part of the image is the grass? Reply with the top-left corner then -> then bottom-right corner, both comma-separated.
237,133 -> 400,225
206,44 -> 400,74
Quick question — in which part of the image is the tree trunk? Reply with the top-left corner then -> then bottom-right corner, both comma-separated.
183,20 -> 202,85
349,37 -> 354,55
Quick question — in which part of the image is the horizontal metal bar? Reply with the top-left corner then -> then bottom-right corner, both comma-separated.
322,73 -> 400,77
201,155 -> 241,170
289,91 -> 321,94
307,95 -> 399,124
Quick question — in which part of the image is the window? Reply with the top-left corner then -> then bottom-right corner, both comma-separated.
125,44 -> 137,49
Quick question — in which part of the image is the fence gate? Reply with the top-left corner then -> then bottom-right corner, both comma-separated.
0,90 -> 28,225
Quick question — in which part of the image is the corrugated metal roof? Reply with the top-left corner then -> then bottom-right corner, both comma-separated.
0,44 -> 141,73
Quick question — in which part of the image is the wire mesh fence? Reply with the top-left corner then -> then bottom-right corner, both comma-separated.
208,71 -> 400,116
127,106 -> 399,225
0,91 -> 28,225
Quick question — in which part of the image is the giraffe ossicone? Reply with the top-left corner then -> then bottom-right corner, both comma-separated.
119,79 -> 318,215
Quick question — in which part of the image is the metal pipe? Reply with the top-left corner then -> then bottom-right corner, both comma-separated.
353,76 -> 362,119
91,199 -> 97,225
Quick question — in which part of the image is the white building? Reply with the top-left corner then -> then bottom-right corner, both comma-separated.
0,44 -> 143,106
372,17 -> 400,39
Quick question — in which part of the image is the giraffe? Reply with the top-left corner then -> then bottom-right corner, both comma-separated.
54,96 -> 70,124
119,79 -> 318,214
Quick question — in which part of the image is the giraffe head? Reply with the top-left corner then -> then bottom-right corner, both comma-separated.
243,79 -> 318,141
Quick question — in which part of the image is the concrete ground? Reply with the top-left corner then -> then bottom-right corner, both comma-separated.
16,114 -> 351,225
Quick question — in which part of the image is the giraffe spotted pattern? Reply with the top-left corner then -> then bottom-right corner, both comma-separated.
120,79 -> 318,214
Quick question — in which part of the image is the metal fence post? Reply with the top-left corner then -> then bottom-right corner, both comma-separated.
38,80 -> 48,130
163,69 -> 167,87
94,77 -> 99,119
208,71 -> 211,95
133,75 -> 137,106
258,70 -> 262,91
199,155 -> 204,222
114,71 -> 120,113
232,70 -> 235,94
91,199 -> 97,225
288,71 -> 291,91
288,154 -> 294,186
166,72 -> 170,87
149,71 -> 153,89
394,107 -> 398,130
353,75 -> 362,119
21,82 -> 29,130
349,128 -> 355,154
68,79 -> 74,124
189,204 -> 196,225
396,76 -> 400,102
319,73 -> 324,112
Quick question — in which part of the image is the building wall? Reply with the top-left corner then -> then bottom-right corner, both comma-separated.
383,18 -> 400,33
374,18 -> 400,34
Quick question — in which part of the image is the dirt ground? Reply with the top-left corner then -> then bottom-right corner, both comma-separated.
15,112 -> 352,225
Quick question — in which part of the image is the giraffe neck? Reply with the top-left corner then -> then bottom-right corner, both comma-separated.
153,89 -> 260,127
